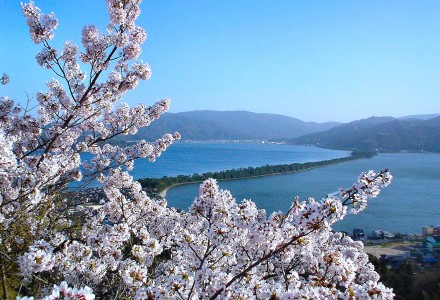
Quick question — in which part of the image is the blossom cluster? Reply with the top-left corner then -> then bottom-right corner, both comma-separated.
0,73 -> 9,85
17,172 -> 393,299
17,281 -> 94,300
1,1 -> 395,299
22,1 -> 58,44
1,0 -> 179,298
153,173 -> 393,299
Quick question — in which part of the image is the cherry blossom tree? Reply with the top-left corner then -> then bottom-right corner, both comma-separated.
0,1 -> 394,299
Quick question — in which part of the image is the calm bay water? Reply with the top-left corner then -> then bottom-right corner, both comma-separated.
166,151 -> 440,235
77,143 -> 348,188
129,143 -> 350,179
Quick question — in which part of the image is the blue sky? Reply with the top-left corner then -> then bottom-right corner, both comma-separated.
0,1 -> 439,122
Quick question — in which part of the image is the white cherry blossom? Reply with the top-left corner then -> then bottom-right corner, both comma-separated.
1,1 -> 395,299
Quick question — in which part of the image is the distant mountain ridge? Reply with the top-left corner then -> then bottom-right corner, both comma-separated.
176,110 -> 340,139
117,110 -> 341,141
113,110 -> 440,152
292,116 -> 440,152
399,114 -> 440,120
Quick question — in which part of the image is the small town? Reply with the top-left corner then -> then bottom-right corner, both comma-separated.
351,226 -> 439,267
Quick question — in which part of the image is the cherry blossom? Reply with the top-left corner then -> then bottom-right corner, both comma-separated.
0,73 -> 9,85
16,281 -> 95,300
0,1 -> 395,299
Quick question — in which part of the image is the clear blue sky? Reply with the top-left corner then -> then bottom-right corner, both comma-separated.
1,1 -> 439,122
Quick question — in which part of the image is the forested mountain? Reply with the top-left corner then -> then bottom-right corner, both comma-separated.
175,110 -> 339,139
114,110 -> 341,141
292,116 -> 440,152
113,111 -> 440,152
399,114 -> 440,120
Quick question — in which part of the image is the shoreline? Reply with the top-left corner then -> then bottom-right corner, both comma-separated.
157,157 -> 360,198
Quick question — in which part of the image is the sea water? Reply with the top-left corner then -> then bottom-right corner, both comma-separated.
77,143 -> 349,187
166,152 -> 440,235
128,142 -> 350,179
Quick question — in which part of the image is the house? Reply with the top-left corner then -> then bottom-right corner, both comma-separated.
372,230 -> 395,239
353,228 -> 366,241
372,230 -> 382,239
422,226 -> 440,236
423,257 -> 439,265
406,233 -> 423,241
426,236 -> 440,252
